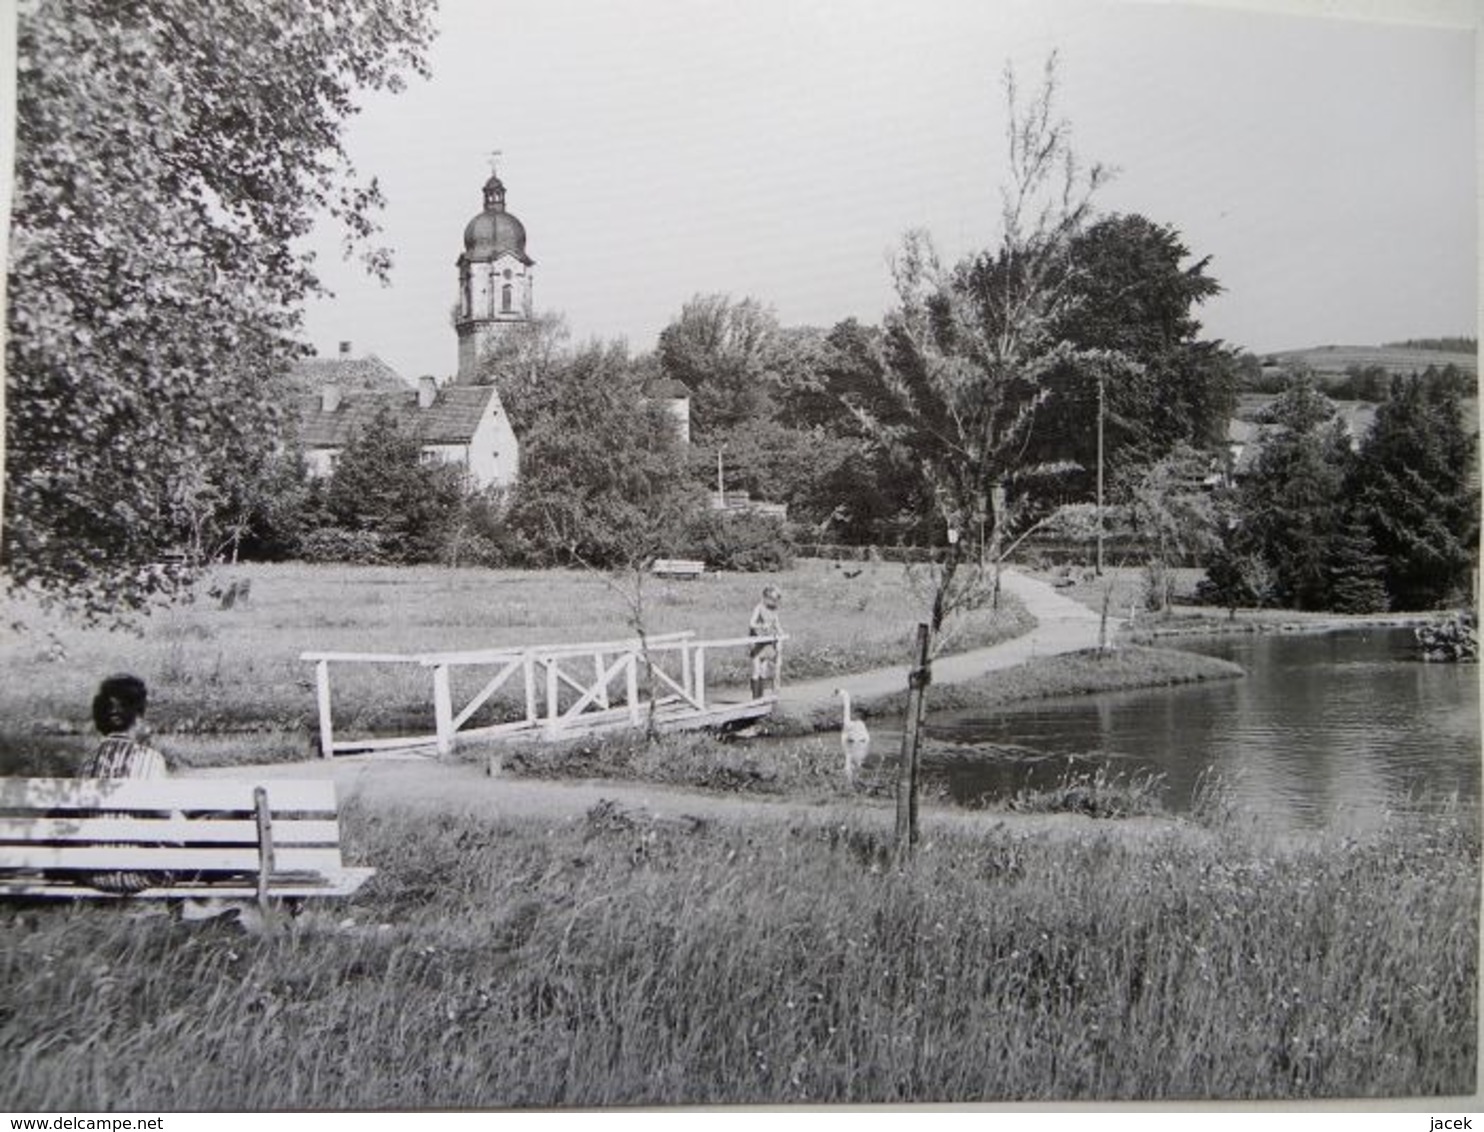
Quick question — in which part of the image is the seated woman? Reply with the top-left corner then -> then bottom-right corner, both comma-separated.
84,674 -> 171,894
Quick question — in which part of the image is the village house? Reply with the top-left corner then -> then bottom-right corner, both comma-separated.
292,350 -> 519,490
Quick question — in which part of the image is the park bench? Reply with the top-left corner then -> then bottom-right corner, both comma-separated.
651,558 -> 706,579
0,777 -> 373,905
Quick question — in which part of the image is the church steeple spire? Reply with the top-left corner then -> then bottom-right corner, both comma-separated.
455,156 -> 535,381
483,174 -> 507,212
482,149 -> 506,211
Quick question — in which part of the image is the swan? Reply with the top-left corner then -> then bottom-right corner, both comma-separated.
834,688 -> 871,785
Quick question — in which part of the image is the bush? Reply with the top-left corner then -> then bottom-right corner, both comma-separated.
685,511 -> 795,572
298,527 -> 387,565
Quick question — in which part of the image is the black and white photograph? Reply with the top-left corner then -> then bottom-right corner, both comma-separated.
0,0 -> 1478,1113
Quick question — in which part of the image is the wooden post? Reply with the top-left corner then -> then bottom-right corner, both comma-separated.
546,658 -> 560,729
594,652 -> 609,709
694,648 -> 707,709
680,644 -> 693,701
314,660 -> 335,759
894,624 -> 931,858
625,652 -> 640,724
523,654 -> 537,725
253,786 -> 275,912
433,664 -> 454,757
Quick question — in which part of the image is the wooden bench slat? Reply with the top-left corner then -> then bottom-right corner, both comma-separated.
0,867 -> 375,899
0,817 -> 342,844
4,846 -> 349,872
0,778 -> 342,813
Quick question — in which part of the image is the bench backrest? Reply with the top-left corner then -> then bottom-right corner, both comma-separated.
652,559 -> 705,575
0,777 -> 352,897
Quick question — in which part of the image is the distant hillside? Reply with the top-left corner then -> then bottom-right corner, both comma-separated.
1263,343 -> 1477,377
1381,337 -> 1476,354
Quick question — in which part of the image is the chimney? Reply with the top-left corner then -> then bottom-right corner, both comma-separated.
338,341 -> 352,358
417,375 -> 438,409
321,384 -> 342,412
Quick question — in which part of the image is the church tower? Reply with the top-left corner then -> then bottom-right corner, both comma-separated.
454,166 -> 534,381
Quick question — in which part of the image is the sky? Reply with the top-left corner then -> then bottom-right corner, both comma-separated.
298,0 -> 1480,382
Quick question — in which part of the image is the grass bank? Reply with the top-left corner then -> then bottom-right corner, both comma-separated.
1027,564 -> 1437,642
854,645 -> 1244,719
2,799 -> 1474,1107
0,560 -> 1031,773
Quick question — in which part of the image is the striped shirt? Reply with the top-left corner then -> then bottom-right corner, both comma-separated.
86,735 -> 168,780
85,735 -> 169,894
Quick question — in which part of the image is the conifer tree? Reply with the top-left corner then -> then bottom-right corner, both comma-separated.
1351,376 -> 1477,610
1325,515 -> 1390,614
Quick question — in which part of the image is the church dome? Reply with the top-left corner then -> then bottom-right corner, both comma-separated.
462,173 -> 534,265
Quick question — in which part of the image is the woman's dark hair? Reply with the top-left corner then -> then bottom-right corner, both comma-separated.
92,674 -> 148,734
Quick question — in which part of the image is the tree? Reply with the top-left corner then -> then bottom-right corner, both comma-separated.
312,407 -> 472,565
1325,516 -> 1390,614
508,341 -> 702,569
471,311 -> 572,433
1351,375 -> 1478,609
849,54 -> 1110,855
4,0 -> 435,622
657,294 -> 783,431
1028,213 -> 1235,504
1122,444 -> 1217,613
1227,380 -> 1352,610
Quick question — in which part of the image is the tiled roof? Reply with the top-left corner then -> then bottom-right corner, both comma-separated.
643,377 -> 692,399
286,354 -> 410,395
297,386 -> 497,448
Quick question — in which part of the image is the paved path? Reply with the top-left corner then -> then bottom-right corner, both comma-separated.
778,568 -> 1112,711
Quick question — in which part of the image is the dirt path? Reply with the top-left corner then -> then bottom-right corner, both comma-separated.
191,750 -> 1190,845
779,568 -> 1110,710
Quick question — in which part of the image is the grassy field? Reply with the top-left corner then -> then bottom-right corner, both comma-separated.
0,560 -> 1031,772
1265,343 -> 1477,377
1,796 -> 1474,1108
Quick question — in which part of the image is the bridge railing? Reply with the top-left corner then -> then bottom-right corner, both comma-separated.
301,630 -> 786,757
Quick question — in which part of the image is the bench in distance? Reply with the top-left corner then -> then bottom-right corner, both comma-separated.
651,558 -> 706,579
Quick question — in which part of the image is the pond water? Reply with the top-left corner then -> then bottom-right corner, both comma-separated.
921,628 -> 1480,833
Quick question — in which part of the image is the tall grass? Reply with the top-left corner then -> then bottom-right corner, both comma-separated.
0,561 -> 1031,771
2,797 -> 1474,1108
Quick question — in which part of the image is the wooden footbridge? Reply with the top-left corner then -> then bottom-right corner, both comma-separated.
301,631 -> 784,758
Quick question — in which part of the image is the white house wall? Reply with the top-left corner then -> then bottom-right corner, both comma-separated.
467,399 -> 520,490
305,449 -> 336,478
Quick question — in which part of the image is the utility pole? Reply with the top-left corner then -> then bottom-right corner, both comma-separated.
1096,369 -> 1105,576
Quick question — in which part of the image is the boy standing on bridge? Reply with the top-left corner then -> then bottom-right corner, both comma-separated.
748,585 -> 783,700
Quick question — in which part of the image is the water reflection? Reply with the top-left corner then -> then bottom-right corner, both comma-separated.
923,628 -> 1480,833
